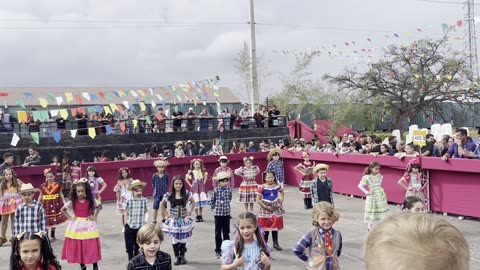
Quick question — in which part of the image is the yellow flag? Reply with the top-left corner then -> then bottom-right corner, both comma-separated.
118,90 -> 125,97
17,111 -> 27,123
137,89 -> 145,96
447,75 -> 453,80
103,106 -> 112,115
132,119 -> 138,128
59,109 -> 69,119
109,103 -> 117,113
139,102 -> 146,112
38,98 -> 48,108
65,93 -> 73,103
88,127 -> 96,139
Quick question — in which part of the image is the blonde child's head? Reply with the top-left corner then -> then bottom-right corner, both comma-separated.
312,201 -> 339,227
365,213 -> 469,270
137,224 -> 164,251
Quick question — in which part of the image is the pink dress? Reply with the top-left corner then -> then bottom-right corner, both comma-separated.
62,199 -> 102,264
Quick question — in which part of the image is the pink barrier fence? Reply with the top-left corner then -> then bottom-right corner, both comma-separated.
14,151 -> 480,218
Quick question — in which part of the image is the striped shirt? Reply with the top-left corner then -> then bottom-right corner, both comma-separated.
127,251 -> 172,270
14,200 -> 46,235
126,197 -> 148,229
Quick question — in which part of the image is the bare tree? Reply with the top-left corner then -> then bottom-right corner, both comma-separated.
324,34 -> 470,134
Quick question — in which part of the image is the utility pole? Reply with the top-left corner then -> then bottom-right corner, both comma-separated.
465,0 -> 479,81
249,0 -> 259,115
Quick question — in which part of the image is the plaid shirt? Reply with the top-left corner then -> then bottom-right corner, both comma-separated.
127,251 -> 172,270
126,197 -> 148,229
14,200 -> 46,235
210,186 -> 232,216
293,227 -> 342,270
152,173 -> 169,198
266,160 -> 284,184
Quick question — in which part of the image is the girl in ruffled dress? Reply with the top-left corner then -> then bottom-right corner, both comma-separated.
114,167 -> 133,227
235,157 -> 260,212
0,168 -> 23,246
185,159 -> 209,222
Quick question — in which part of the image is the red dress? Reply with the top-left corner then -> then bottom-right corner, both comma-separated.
40,182 -> 68,228
22,261 -> 57,270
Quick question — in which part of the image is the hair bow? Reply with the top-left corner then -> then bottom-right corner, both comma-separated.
43,168 -> 52,176
243,156 -> 254,162
16,231 -> 45,240
73,178 -> 88,185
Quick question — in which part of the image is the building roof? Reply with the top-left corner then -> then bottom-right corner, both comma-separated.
0,86 -> 240,107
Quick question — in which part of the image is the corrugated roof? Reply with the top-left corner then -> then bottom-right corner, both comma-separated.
0,86 -> 240,107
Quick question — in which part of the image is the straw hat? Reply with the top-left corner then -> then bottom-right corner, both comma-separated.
313,163 -> 329,173
154,159 -> 168,168
17,183 -> 39,194
218,155 -> 229,162
267,148 -> 282,160
213,172 -> 231,181
175,141 -> 184,147
128,179 -> 147,191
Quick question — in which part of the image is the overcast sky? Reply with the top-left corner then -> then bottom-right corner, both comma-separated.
0,0 -> 468,102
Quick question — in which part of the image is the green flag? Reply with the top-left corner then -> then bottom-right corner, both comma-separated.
31,132 -> 40,145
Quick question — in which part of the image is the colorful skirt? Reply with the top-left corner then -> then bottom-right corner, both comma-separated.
62,218 -> 102,264
162,216 -> 194,241
238,179 -> 258,203
0,192 -> 22,215
43,195 -> 68,228
299,174 -> 314,194
191,180 -> 210,208
258,200 -> 285,231
116,196 -> 128,215
364,188 -> 390,223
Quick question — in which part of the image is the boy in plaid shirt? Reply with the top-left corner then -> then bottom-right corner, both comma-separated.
124,180 -> 149,260
210,172 -> 232,259
14,183 -> 46,236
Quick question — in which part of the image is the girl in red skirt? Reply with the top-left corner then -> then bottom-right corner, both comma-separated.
294,152 -> 316,209
38,168 -> 68,242
61,178 -> 101,270
235,156 -> 260,212
256,170 -> 285,251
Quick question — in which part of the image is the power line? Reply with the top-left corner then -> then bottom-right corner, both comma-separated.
416,0 -> 480,5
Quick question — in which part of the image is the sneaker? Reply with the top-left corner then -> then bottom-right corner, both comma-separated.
215,251 -> 222,259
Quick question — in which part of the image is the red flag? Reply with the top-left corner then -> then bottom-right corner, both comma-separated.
457,20 -> 463,27
116,104 -> 124,113
70,108 -> 78,116
98,92 -> 105,99
0,92 -> 8,97
119,122 -> 126,133
74,95 -> 83,105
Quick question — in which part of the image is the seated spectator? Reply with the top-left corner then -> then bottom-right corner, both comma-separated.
238,142 -> 247,153
397,143 -> 419,159
230,140 -> 241,154
392,141 -> 405,156
211,138 -> 223,156
288,140 -> 304,152
258,142 -> 268,152
365,213 -> 469,270
162,145 -> 173,159
22,147 -> 41,167
339,142 -> 350,154
184,140 -> 198,156
310,140 -> 322,152
137,147 -> 152,159
442,128 -> 477,160
98,151 -> 111,162
128,152 -> 137,159
348,143 -> 359,154
323,140 -> 337,154
372,144 -> 390,157
120,152 -> 128,160
421,134 -> 435,157
198,141 -> 207,156
174,141 -> 185,158
304,141 -> 313,152
369,137 -> 382,154
440,135 -> 452,157
150,144 -> 160,158
247,141 -> 256,153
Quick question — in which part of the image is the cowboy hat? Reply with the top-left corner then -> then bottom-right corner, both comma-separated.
128,179 -> 147,191
186,140 -> 195,145
267,148 -> 282,160
218,155 -> 229,162
175,141 -> 184,147
313,163 -> 329,173
17,183 -> 39,194
153,159 -> 168,168
213,172 -> 231,181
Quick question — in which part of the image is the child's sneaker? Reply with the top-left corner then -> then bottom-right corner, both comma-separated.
215,251 -> 222,259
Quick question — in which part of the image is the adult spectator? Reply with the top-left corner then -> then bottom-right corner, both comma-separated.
198,141 -> 207,156
26,108 -> 42,133
247,141 -> 256,153
397,143 -> 419,159
161,145 -> 173,159
231,109 -> 242,129
56,114 -> 67,131
120,108 -> 134,134
0,152 -> 14,175
0,109 -> 16,133
220,107 -> 231,130
171,107 -> 184,132
150,144 -> 160,158
440,135 -> 453,157
198,108 -> 213,132
184,140 -> 198,156
154,108 -> 167,133
267,105 -> 281,127
442,128 -> 477,160
185,107 -> 196,131
347,133 -> 363,152
421,134 -> 435,156
22,147 -> 41,166
230,140 -> 241,153
432,138 -> 441,157
253,108 -> 265,128
98,151 -> 111,162
391,141 -> 405,156
369,137 -> 383,154
136,111 -> 148,133
239,103 -> 251,129
75,112 -> 88,136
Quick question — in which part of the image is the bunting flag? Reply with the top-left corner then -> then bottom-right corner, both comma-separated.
70,129 -> 77,139
146,115 -> 151,124
74,95 -> 83,105
38,98 -> 48,108
98,92 -> 105,99
109,103 -> 117,113
50,110 -> 59,117
165,109 -> 170,117
105,93 -> 113,102
31,132 -> 40,145
137,89 -> 145,96
105,125 -> 113,135
132,119 -> 138,128
88,128 -> 96,139
59,109 -> 69,119
53,131 -> 61,143
116,104 -> 124,113
65,93 -> 73,103
17,111 -> 27,123
70,108 -> 78,117
47,93 -> 56,102
103,106 -> 112,115
112,91 -> 120,98
129,90 -> 138,97
148,88 -> 155,95
119,122 -> 126,133
118,90 -> 126,97
10,133 -> 20,146
151,100 -> 156,108
16,100 -> 26,109
23,93 -> 34,98
56,96 -> 63,106
457,20 -> 463,27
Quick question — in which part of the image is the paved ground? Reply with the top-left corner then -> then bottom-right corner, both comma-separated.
0,186 -> 479,270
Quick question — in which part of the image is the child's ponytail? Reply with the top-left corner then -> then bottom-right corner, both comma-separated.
254,226 -> 270,257
364,161 -> 380,175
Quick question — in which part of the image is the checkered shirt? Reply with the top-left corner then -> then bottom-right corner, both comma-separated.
126,197 -> 148,229
267,160 -> 284,183
14,200 -> 46,235
127,251 -> 172,270
152,173 -> 169,199
210,186 -> 232,216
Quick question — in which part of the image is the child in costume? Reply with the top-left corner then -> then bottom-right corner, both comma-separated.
295,152 -> 316,209
10,231 -> 62,270
185,159 -> 209,222
357,161 -> 389,231
70,160 -> 81,183
293,201 -> 342,270
38,168 -> 68,242
310,164 -> 334,206
85,166 -> 107,209
14,183 -> 46,236
124,180 -> 149,260
211,171 -> 233,258
160,175 -> 195,265
397,157 -> 425,203
0,167 -> 23,245
266,148 -> 284,187
402,196 -> 425,213
152,160 -> 169,224
61,178 -> 102,270
221,212 -> 271,270
213,156 -> 235,189
127,224 -> 172,270
114,167 -> 133,227
256,171 -> 285,251
235,157 -> 260,212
